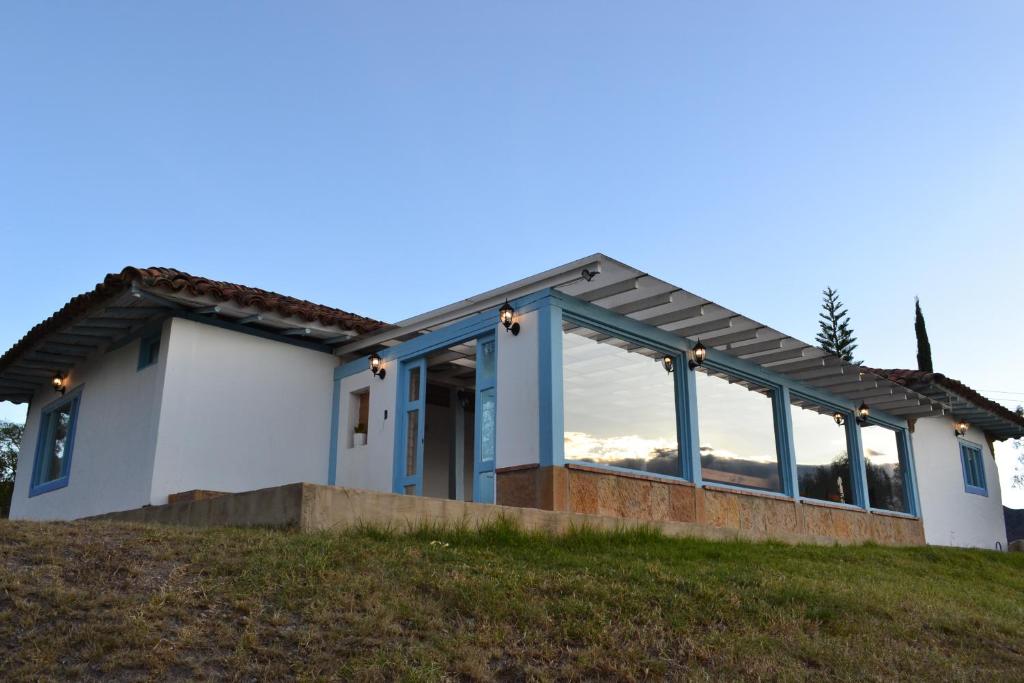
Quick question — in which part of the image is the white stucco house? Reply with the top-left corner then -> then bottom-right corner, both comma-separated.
4,255 -> 1021,548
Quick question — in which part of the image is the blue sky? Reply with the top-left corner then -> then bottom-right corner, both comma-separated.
2,3 -> 1023,499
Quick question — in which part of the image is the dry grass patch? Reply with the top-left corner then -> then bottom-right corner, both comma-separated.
2,519 -> 1024,681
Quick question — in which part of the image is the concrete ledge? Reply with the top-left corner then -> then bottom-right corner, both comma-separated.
91,482 -> 920,546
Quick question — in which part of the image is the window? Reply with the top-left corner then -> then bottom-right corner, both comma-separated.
695,368 -> 782,492
790,398 -> 854,504
349,389 -> 370,447
960,442 -> 987,496
562,324 -> 680,477
30,390 -> 82,496
860,424 -> 908,513
138,333 -> 160,370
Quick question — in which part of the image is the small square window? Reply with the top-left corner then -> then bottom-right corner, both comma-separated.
30,390 -> 82,496
960,442 -> 987,496
138,333 -> 160,370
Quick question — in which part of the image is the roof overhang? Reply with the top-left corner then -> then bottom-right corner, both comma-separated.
335,253 -> 950,420
0,271 -> 384,404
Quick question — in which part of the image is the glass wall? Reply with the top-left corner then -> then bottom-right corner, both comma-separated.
695,369 -> 783,492
562,325 -> 680,477
860,424 -> 908,513
790,399 -> 853,504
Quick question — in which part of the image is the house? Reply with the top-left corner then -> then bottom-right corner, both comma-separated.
4,255 -> 1021,548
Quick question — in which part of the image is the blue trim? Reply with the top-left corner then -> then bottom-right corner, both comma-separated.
777,387 -> 799,498
538,302 -> 564,467
680,354 -> 701,486
137,332 -> 161,370
860,418 -> 919,516
383,290 -> 551,365
328,376 -> 341,485
336,357 -> 371,381
958,439 -> 987,497
473,335 -> 497,503
393,357 -> 427,495
29,385 -> 84,497
549,289 -> 920,514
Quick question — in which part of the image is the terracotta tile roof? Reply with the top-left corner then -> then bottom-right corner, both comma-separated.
868,367 -> 1024,433
0,266 -> 386,379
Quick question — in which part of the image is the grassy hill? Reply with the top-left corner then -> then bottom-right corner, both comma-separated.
2,520 -> 1024,681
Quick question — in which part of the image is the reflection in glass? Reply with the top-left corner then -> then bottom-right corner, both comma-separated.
40,404 -> 73,484
861,425 -> 907,512
696,370 -> 782,492
405,410 -> 419,476
478,340 -> 496,381
480,387 -> 496,462
407,366 -> 420,402
562,326 -> 680,477
790,400 -> 852,503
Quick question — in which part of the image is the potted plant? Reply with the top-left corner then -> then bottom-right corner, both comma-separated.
353,422 -> 367,447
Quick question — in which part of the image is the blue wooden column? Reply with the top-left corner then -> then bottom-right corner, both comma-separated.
538,300 -> 564,468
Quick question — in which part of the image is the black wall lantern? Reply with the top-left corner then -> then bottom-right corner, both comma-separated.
369,353 -> 386,380
52,372 -> 66,395
499,300 -> 520,336
954,420 -> 969,437
833,411 -> 846,427
661,355 -> 675,373
856,401 -> 870,426
688,340 -> 707,370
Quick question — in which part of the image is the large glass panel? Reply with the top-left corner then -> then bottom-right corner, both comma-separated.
478,339 -> 496,382
860,424 -> 907,512
562,326 -> 680,477
790,399 -> 853,504
39,403 -> 73,484
407,367 -> 420,402
405,410 -> 419,476
479,387 -> 496,462
696,369 -> 782,492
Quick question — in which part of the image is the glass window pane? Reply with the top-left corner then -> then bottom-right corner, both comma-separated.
478,340 -> 496,382
562,326 -> 680,477
479,387 -> 495,462
407,367 -> 420,402
405,409 -> 419,476
861,425 -> 907,512
40,404 -> 73,484
791,400 -> 853,504
696,370 -> 782,492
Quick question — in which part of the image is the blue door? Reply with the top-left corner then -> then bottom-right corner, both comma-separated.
395,357 -> 427,495
473,336 -> 497,503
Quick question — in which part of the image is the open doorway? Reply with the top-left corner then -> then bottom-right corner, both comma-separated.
423,339 -> 477,501
396,335 -> 496,503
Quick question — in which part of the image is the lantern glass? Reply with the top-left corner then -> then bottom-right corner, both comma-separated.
369,354 -> 382,374
499,302 -> 514,327
661,355 -> 674,373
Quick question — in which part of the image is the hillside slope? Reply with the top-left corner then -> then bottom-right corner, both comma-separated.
2,520 -> 1024,681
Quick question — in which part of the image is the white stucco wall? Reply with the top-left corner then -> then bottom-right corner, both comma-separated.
10,322 -> 169,520
336,368 -> 396,493
148,317 -> 337,504
913,415 -> 1007,549
496,310 -> 540,469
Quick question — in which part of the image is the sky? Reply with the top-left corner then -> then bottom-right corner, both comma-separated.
2,3 -> 1023,500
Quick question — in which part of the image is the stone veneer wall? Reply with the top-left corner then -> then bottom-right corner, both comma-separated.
497,463 -> 924,546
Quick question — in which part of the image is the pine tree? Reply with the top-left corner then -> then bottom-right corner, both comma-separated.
815,287 -> 858,363
914,297 -> 933,373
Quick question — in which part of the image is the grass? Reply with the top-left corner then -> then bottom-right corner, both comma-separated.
2,519 -> 1024,681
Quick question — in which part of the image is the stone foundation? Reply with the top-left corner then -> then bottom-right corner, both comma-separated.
496,463 -> 925,546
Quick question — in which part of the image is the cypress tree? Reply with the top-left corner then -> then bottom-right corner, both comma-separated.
915,297 -> 933,373
815,287 -> 858,363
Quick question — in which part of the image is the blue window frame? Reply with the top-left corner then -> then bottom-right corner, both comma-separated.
30,387 -> 83,496
959,441 -> 987,496
137,333 -> 160,370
